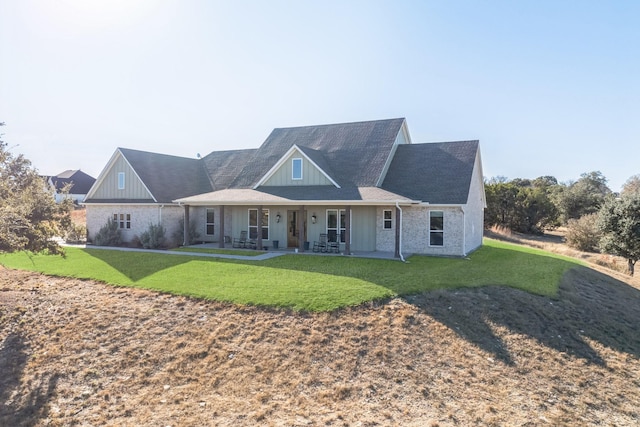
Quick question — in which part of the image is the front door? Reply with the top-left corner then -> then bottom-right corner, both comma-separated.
287,210 -> 307,247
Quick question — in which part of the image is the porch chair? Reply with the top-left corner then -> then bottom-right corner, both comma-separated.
312,233 -> 328,253
327,236 -> 340,253
232,231 -> 249,248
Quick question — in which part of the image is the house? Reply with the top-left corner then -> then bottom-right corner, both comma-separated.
84,118 -> 485,257
45,169 -> 96,204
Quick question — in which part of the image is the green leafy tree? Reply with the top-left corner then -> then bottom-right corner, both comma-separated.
485,176 -> 559,234
597,195 -> 640,276
0,123 -> 72,254
512,186 -> 559,234
557,171 -> 611,222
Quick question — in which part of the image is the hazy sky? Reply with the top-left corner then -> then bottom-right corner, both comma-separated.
1,1 -> 638,191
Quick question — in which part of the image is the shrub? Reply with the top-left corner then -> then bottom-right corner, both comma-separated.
565,213 -> 601,252
93,217 -> 122,247
139,223 -> 166,249
65,223 -> 87,244
173,218 -> 200,246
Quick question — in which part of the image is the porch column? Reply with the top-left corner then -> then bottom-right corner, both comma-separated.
345,205 -> 351,255
394,206 -> 401,258
219,205 -> 225,248
183,204 -> 190,247
298,205 -> 305,252
257,205 -> 263,250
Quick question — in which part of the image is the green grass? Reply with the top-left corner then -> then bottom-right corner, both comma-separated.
171,247 -> 267,256
0,239 -> 585,311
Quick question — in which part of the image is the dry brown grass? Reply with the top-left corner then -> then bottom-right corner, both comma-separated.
69,208 -> 86,227
2,260 -> 640,426
486,225 -> 635,277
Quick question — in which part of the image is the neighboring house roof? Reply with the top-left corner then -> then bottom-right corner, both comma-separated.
117,148 -> 213,203
229,118 -> 406,188
382,140 -> 480,204
47,169 -> 96,194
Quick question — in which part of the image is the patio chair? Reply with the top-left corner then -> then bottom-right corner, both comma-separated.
313,233 -> 328,253
232,231 -> 249,248
327,236 -> 340,253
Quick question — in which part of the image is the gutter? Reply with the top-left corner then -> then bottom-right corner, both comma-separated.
395,201 -> 406,262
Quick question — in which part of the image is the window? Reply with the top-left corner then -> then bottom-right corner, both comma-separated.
113,213 -> 131,229
292,158 -> 303,180
327,209 -> 346,243
383,209 -> 393,229
117,172 -> 125,190
205,209 -> 215,236
249,209 -> 269,240
429,211 -> 444,246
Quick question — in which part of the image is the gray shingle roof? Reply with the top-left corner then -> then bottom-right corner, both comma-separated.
202,148 -> 257,190
47,170 -> 96,193
90,119 -> 480,207
230,118 -> 406,188
119,148 -> 213,203
382,140 -> 479,204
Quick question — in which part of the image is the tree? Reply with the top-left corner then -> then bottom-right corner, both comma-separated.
0,122 -> 72,254
597,195 -> 640,276
621,174 -> 640,197
484,176 -> 559,234
557,171 -> 612,222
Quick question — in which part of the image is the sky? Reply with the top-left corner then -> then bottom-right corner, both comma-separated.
1,0 -> 638,192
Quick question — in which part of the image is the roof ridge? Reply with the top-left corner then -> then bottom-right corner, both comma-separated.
271,117 -> 405,132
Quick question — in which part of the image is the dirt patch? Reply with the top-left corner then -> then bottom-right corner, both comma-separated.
1,266 -> 639,426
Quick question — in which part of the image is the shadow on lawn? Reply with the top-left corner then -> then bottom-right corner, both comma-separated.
405,266 -> 640,366
82,248 -> 193,281
0,333 -> 58,426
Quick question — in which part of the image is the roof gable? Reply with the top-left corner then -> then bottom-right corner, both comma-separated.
382,140 -> 480,204
230,118 -> 406,189
253,144 -> 340,188
86,148 -> 212,203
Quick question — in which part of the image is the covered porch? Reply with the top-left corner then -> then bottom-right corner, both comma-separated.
174,187 -> 419,260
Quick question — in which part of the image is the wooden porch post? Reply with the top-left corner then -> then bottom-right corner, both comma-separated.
183,204 -> 190,247
394,206 -> 401,258
257,205 -> 263,250
345,205 -> 351,255
219,205 -> 225,248
298,205 -> 305,252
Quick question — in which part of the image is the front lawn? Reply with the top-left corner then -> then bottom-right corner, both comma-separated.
0,239 -> 585,311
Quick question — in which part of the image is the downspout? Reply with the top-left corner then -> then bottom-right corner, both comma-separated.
395,202 -> 406,262
158,204 -> 164,225
461,206 -> 466,257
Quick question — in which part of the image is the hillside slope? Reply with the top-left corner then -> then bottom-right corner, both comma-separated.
1,266 -> 639,426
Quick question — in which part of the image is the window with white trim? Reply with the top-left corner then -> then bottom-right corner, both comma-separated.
327,209 -> 346,243
383,209 -> 392,230
206,209 -> 215,236
429,211 -> 444,246
113,213 -> 131,229
249,209 -> 269,240
292,158 -> 303,180
117,172 -> 125,190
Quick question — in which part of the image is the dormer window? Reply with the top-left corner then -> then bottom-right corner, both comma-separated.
292,158 -> 302,180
